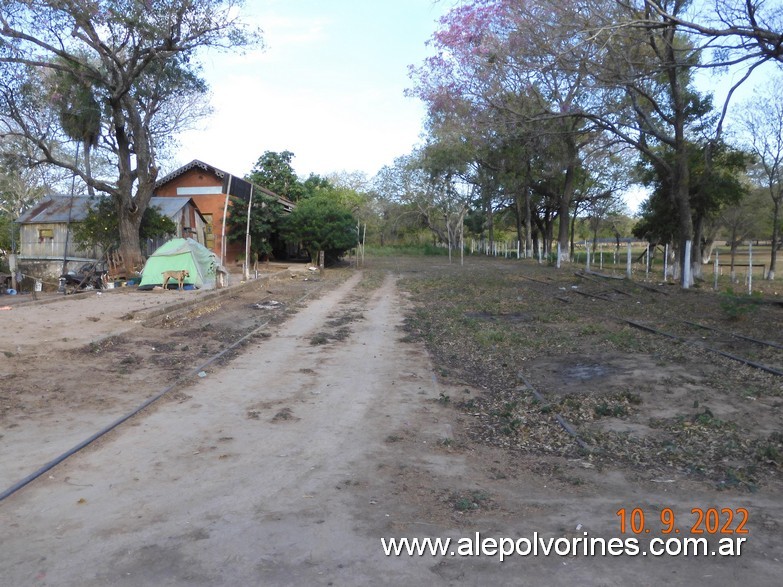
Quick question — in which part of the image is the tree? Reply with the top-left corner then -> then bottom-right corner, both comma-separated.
690,143 -> 750,263
301,173 -> 334,199
581,0 -> 783,284
408,0 -> 601,262
225,193 -> 282,264
634,140 -> 749,267
247,151 -> 305,202
642,0 -> 783,65
719,187 -> 770,281
73,197 -> 176,255
375,152 -> 469,256
737,78 -> 783,279
281,195 -> 358,265
0,0 -> 257,274
0,150 -> 50,251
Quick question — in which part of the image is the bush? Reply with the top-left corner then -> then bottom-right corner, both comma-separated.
719,288 -> 761,321
281,195 -> 358,264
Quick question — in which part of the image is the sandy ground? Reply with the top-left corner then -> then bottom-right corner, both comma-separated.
0,262 -> 781,585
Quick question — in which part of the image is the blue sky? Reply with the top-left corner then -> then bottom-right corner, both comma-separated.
174,0 -> 449,181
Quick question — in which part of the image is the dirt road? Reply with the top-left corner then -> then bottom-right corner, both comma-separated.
1,264 -> 780,585
1,272 -> 446,584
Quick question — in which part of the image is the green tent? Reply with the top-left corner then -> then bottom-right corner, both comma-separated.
139,238 -> 220,290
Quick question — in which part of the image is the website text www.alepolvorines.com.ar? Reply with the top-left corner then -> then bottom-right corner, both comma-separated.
381,531 -> 747,562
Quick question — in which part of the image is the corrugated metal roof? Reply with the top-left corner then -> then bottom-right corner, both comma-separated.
148,197 -> 201,218
16,195 -> 94,223
16,195 -> 200,224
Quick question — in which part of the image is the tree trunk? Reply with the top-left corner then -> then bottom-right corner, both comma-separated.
692,214 -> 705,279
569,211 -> 577,258
486,197 -> 494,255
83,140 -> 95,199
514,191 -> 524,253
730,240 -> 738,283
558,161 -> 575,263
525,188 -> 533,258
112,100 -> 157,276
675,182 -> 694,287
769,199 -> 780,280
117,201 -> 144,275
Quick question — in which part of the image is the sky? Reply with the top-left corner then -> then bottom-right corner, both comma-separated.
173,0 -> 450,182
171,0 -> 775,214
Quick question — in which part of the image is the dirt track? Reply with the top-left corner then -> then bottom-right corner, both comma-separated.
1,259 -> 781,586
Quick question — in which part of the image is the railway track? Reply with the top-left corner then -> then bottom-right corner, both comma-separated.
517,267 -> 783,380
624,319 -> 783,377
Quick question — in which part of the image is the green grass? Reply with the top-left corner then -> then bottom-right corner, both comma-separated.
364,244 -> 450,257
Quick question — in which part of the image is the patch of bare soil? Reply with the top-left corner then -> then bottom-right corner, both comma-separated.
397,258 -> 783,492
2,256 -> 781,586
0,268 -> 349,486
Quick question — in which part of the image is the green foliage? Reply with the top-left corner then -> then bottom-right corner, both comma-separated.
280,195 -> 358,264
364,244 -> 449,256
48,57 -> 102,146
301,173 -> 334,199
1,0 -> 256,271
0,212 -> 14,252
719,288 -> 762,321
73,197 -> 176,253
247,151 -> 305,201
225,193 -> 282,260
634,141 -> 750,243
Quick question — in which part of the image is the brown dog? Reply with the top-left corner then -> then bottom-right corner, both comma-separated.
161,269 -> 190,290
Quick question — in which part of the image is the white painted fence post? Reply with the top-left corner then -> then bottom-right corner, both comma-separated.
599,243 -> 603,270
664,244 -> 669,281
585,240 -> 590,271
714,249 -> 719,290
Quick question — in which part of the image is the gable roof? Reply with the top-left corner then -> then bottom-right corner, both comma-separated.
16,194 -> 93,224
156,159 -> 295,212
149,196 -> 206,222
16,194 -> 204,224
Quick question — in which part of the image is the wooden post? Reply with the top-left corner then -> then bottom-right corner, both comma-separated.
683,240 -> 692,289
748,241 -> 753,295
626,242 -> 632,279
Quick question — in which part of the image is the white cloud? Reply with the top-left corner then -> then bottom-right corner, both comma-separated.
176,0 -> 449,180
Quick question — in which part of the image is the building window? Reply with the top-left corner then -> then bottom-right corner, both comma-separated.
203,214 -> 215,249
38,228 -> 54,241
